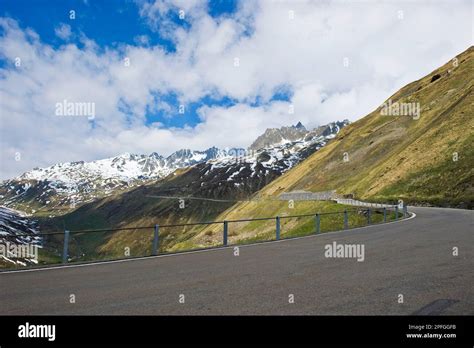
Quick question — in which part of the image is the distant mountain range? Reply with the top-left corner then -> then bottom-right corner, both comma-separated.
0,147 -> 236,214
0,120 -> 349,216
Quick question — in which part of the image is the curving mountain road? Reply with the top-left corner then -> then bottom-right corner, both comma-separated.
0,207 -> 472,315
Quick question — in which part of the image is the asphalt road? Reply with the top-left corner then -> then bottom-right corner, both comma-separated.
1,207 -> 473,315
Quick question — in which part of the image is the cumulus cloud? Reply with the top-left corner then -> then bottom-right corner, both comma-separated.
54,23 -> 72,40
137,0 -> 207,37
0,0 -> 472,179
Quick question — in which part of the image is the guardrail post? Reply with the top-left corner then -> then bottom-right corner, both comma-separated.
315,214 -> 320,233
343,210 -> 348,229
367,208 -> 371,225
223,221 -> 228,246
276,216 -> 281,240
152,224 -> 160,256
62,230 -> 70,264
403,204 -> 408,218
395,206 -> 399,221
383,207 -> 387,223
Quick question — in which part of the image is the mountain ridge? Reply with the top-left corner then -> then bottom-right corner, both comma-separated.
0,120 -> 348,216
249,120 -> 348,151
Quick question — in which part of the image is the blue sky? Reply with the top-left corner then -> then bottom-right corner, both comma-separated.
0,0 -> 472,179
0,0 -> 242,128
1,0 -> 238,49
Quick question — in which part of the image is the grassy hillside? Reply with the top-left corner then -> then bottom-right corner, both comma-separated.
169,200 -> 397,251
169,46 -> 473,250
241,46 -> 474,208
39,199 -> 391,263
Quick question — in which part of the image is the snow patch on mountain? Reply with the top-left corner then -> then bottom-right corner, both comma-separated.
0,206 -> 41,266
0,120 -> 349,215
0,147 -> 241,213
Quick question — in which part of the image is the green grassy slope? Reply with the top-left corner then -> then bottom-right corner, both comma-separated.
242,46 -> 474,207
173,47 -> 473,250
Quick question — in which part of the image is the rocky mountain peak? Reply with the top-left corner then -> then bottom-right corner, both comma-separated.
294,121 -> 305,130
249,120 -> 348,151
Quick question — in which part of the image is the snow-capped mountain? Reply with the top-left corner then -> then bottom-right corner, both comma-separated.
19,147 -> 230,183
249,120 -> 349,151
145,120 -> 350,203
0,120 -> 349,215
196,121 -> 350,194
0,147 -> 234,214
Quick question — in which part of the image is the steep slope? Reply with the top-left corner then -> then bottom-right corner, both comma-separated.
230,46 -> 473,209
167,46 -> 473,251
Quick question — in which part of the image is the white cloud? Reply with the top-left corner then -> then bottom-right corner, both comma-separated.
0,0 -> 472,179
137,0 -> 207,37
54,23 -> 72,40
134,34 -> 150,46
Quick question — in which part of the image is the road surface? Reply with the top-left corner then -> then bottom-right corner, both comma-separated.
1,207 -> 472,315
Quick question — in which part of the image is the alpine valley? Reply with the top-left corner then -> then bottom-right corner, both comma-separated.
1,47 -> 473,266
0,119 -> 347,229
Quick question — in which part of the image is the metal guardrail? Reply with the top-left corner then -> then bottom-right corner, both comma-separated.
334,198 -> 397,208
80,207 -> 402,264
2,203 -> 409,267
